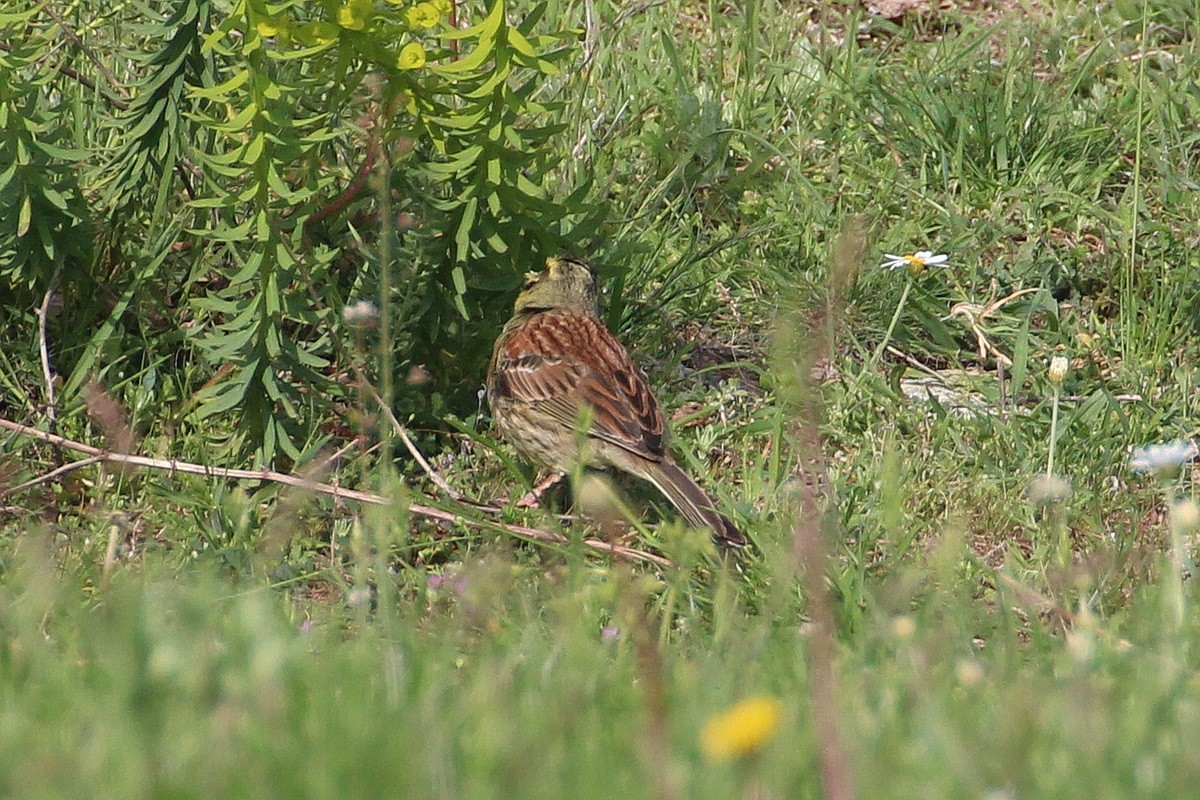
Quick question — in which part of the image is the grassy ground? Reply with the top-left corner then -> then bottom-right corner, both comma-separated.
5,0 -> 1200,797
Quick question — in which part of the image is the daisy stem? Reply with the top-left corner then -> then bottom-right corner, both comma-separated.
868,277 -> 913,372
1167,491 -> 1186,634
1047,385 -> 1060,477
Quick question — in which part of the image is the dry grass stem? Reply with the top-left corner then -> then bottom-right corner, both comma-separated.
0,417 -> 672,568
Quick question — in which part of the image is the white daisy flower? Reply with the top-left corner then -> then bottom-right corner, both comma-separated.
881,250 -> 950,276
1129,440 -> 1199,475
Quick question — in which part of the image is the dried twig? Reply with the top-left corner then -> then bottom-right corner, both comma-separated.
1,455 -> 104,497
947,284 -> 1040,368
612,0 -> 670,26
883,344 -> 945,381
35,265 -> 64,438
581,477 -> 683,800
582,0 -> 597,67
304,142 -> 378,229
0,417 -> 672,568
40,4 -> 130,101
0,41 -> 129,110
367,384 -> 498,509
784,222 -> 863,800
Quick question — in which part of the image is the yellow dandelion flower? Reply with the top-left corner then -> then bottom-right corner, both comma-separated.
405,2 -> 441,28
337,0 -> 374,30
397,42 -> 427,70
433,0 -> 452,12
699,696 -> 781,761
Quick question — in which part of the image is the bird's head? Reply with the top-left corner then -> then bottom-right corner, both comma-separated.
512,255 -> 599,317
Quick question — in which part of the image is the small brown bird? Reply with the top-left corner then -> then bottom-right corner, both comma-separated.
486,256 -> 746,550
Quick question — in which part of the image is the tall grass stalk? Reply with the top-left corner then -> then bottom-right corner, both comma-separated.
868,277 -> 912,372
1121,0 -> 1149,360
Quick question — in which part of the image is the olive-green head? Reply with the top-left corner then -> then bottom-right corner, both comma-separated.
512,255 -> 599,317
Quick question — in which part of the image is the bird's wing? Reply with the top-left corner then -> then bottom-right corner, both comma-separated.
490,311 -> 665,461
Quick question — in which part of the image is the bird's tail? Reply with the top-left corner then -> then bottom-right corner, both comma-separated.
645,459 -> 747,550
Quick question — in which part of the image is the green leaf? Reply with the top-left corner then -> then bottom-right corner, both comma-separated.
16,194 -> 31,237
40,186 -> 69,211
190,369 -> 254,420
0,9 -> 37,24
516,173 -> 545,199
424,144 -> 485,177
244,132 -> 265,163
507,27 -> 536,57
33,140 -> 89,161
463,60 -> 512,98
423,107 -> 490,130
1009,290 -> 1044,396
0,162 -> 16,194
191,217 -> 256,241
451,266 -> 469,319
486,231 -> 508,253
189,68 -> 251,101
255,210 -> 271,241
437,0 -> 506,41
455,196 -> 478,263
429,2 -> 504,75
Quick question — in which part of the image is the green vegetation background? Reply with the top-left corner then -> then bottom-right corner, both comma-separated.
3,0 -> 1200,797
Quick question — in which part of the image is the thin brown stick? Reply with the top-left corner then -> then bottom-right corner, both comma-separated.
103,517 -> 121,581
792,458 -> 855,800
326,435 -> 369,464
2,455 -> 104,497
40,4 -> 131,101
625,565 -> 684,800
305,144 -> 377,228
785,222 -> 862,800
612,0 -> 670,26
36,264 -> 63,442
448,0 -> 459,57
367,384 -> 497,509
582,0 -> 597,67
0,417 -> 672,568
0,41 -> 130,110
884,345 -> 945,381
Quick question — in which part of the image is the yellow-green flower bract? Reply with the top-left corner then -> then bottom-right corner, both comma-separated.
255,17 -> 284,37
337,0 -> 373,30
298,20 -> 339,44
397,42 -> 427,70
406,2 -> 441,28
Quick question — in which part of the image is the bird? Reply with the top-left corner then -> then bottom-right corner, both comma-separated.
486,255 -> 747,550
